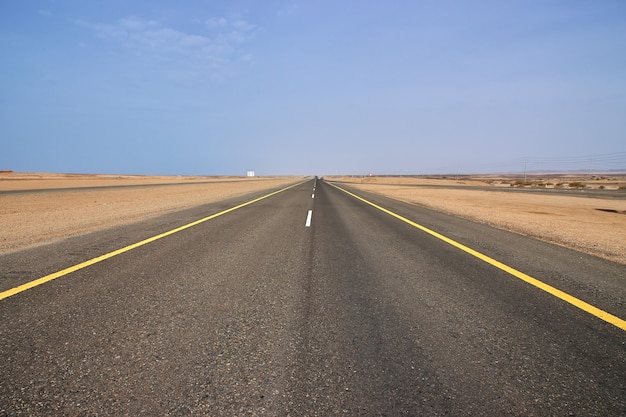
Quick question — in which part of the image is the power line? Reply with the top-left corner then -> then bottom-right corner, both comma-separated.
523,151 -> 626,172
523,151 -> 626,164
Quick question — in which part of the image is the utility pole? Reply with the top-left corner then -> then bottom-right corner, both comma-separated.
523,159 -> 527,184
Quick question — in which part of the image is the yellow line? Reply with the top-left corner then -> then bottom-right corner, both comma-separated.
0,180 -> 308,301
328,182 -> 626,332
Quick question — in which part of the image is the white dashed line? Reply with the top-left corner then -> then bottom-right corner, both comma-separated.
305,210 -> 313,227
312,194 -> 315,198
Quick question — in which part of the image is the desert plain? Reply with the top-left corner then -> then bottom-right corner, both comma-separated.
1,172 -> 625,264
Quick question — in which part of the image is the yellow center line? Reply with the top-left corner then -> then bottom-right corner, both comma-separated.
0,180 -> 308,301
328,181 -> 626,332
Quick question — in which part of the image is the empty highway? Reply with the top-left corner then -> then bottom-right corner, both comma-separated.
1,178 -> 624,416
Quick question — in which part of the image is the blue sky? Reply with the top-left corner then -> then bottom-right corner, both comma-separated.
1,1 -> 625,175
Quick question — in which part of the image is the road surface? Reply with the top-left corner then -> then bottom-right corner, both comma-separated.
1,178 -> 624,416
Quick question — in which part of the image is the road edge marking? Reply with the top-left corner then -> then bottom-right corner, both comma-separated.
327,181 -> 626,332
0,180 -> 308,301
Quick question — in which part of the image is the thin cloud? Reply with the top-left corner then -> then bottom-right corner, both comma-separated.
240,53 -> 255,64
206,17 -> 228,28
77,16 -> 256,69
278,3 -> 299,16
205,16 -> 257,44
118,16 -> 158,31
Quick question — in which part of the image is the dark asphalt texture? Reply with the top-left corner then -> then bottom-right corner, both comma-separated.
1,179 -> 624,416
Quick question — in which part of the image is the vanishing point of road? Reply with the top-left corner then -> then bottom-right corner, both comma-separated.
1,178 -> 624,416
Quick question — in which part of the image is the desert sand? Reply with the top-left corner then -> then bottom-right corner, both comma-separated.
330,175 -> 626,264
1,172 -> 625,264
0,173 -> 302,254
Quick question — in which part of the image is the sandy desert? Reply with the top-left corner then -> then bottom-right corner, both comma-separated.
331,174 -> 626,264
1,172 -> 625,264
0,173 -> 301,255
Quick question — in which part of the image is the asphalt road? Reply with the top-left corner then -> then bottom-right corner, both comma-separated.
1,178 -> 624,416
